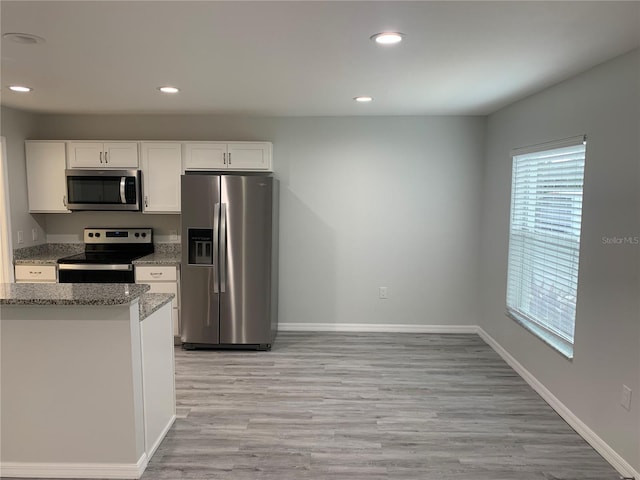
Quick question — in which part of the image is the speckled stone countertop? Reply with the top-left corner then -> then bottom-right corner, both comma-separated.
13,243 -> 83,265
14,243 -> 181,266
139,293 -> 174,321
133,243 -> 181,266
0,283 -> 150,306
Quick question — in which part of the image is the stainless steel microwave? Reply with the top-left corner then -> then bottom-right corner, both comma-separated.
65,169 -> 142,211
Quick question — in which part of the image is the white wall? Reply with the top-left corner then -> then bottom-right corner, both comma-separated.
34,114 -> 486,327
0,107 -> 46,249
479,49 -> 640,472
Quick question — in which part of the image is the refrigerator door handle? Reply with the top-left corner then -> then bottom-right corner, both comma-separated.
220,203 -> 227,293
213,202 -> 220,294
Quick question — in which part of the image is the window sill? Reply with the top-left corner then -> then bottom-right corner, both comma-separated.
506,310 -> 574,360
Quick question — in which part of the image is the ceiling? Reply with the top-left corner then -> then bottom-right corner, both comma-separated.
1,1 -> 639,116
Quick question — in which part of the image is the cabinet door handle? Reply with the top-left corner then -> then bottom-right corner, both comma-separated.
145,196 -> 149,208
99,151 -> 103,163
105,151 -> 109,163
223,152 -> 226,165
228,152 -> 231,165
63,195 -> 67,206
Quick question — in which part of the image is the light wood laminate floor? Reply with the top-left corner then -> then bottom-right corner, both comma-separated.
144,332 -> 620,480
5,332 -> 621,479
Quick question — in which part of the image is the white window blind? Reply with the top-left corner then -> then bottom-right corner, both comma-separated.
506,136 -> 586,358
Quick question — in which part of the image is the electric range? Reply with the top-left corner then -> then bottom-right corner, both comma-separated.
57,228 -> 153,283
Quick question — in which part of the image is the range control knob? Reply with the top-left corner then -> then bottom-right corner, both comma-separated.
88,233 -> 94,238
134,233 -> 140,238
141,232 -> 147,238
95,232 -> 101,238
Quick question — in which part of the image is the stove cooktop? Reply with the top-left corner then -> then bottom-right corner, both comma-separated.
57,252 -> 149,265
57,227 -> 154,265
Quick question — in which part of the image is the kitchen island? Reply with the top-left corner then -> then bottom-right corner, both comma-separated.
0,283 -> 176,479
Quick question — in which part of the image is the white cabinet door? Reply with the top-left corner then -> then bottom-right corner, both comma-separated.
67,142 -> 105,167
227,143 -> 272,170
136,265 -> 181,337
140,301 -> 176,458
141,142 -> 182,213
103,142 -> 139,167
25,141 -> 70,213
183,143 -> 227,170
146,283 -> 180,336
68,141 -> 138,168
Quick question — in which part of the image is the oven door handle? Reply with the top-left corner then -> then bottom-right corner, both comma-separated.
58,264 -> 133,271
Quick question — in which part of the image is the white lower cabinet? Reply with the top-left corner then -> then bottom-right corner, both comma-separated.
135,265 -> 181,337
15,265 -> 57,283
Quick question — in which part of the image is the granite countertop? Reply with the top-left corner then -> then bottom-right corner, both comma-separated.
133,252 -> 181,266
13,243 -> 83,265
0,283 -> 150,306
14,243 -> 181,266
138,293 -> 174,321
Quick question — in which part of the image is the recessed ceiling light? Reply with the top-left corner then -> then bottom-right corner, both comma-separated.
2,32 -> 45,45
354,96 -> 373,103
8,85 -> 32,93
370,32 -> 404,45
157,86 -> 179,94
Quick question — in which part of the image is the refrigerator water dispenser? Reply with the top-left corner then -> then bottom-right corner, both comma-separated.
188,228 -> 213,265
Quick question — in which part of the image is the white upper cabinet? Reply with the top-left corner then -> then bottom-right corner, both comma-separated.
183,142 -> 272,171
227,143 -> 272,170
67,141 -> 139,168
140,142 -> 182,214
183,143 -> 227,170
25,141 -> 70,213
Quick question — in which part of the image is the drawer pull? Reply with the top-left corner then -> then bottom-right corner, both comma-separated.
150,272 -> 163,277
30,271 -> 42,275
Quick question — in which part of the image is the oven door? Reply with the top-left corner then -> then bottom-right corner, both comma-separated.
65,169 -> 141,211
58,264 -> 135,283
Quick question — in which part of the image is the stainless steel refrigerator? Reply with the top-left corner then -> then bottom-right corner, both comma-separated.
180,174 -> 278,350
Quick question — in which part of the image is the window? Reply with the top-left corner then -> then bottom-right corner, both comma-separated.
506,136 -> 586,358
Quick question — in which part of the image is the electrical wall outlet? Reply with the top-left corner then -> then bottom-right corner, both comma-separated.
17,230 -> 23,244
379,287 -> 388,299
170,230 -> 178,242
32,228 -> 38,241
621,385 -> 632,411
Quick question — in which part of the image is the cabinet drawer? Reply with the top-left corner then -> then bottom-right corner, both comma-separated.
15,265 -> 57,282
135,266 -> 177,282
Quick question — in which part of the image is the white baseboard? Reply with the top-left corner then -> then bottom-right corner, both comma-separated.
147,414 -> 176,460
0,453 -> 148,479
477,327 -> 639,480
279,322 -> 478,334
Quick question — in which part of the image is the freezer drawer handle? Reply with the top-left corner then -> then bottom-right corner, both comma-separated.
220,203 -> 227,293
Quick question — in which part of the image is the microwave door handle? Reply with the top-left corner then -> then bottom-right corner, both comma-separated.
120,177 -> 126,204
